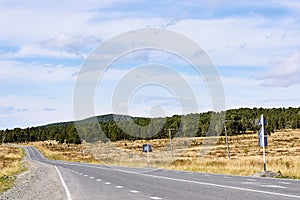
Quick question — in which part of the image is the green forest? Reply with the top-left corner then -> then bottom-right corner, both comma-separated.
1,107 -> 300,144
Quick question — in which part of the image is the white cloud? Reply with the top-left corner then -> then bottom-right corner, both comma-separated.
169,17 -> 300,67
0,61 -> 78,84
1,1 -> 300,129
39,33 -> 101,56
16,45 -> 78,59
223,75 -> 300,108
0,95 -> 73,129
0,7 -> 91,42
0,2 -> 162,43
258,51 -> 300,87
2,2 -> 299,68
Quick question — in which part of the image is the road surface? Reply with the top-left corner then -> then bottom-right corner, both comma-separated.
25,146 -> 300,200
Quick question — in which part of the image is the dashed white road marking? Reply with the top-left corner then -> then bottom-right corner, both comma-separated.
130,190 -> 140,193
79,173 -> 83,175
55,166 -> 72,200
278,182 -> 291,185
44,158 -> 298,200
96,179 -> 102,182
90,177 -> 94,179
261,185 -> 286,189
84,175 -> 88,177
150,197 -> 162,199
116,186 -> 123,188
105,182 -> 111,185
112,168 -> 300,199
241,182 -> 257,185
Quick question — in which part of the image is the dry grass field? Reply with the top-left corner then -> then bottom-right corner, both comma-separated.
0,146 -> 26,193
31,129 -> 300,179
86,129 -> 300,179
31,141 -> 100,164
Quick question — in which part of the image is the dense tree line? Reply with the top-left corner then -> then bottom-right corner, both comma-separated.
1,107 -> 299,144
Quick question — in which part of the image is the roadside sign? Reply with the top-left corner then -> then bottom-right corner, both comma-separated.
258,129 -> 268,147
142,144 -> 153,152
258,114 -> 268,171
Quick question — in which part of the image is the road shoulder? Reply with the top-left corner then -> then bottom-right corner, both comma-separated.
0,147 -> 67,200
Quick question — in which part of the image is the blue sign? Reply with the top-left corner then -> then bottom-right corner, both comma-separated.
258,129 -> 268,147
142,144 -> 153,152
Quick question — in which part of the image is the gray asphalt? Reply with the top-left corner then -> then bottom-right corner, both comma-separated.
25,146 -> 300,200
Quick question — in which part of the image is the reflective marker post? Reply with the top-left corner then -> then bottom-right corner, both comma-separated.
83,150 -> 86,159
262,115 -> 266,171
258,114 -> 268,171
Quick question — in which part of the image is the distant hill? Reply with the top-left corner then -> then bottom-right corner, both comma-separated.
44,114 -> 136,127
1,107 -> 300,144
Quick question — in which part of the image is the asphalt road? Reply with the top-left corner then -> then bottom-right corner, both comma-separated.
25,146 -> 300,200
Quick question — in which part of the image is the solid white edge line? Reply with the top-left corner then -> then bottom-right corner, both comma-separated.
55,166 -> 72,200
112,168 -> 300,199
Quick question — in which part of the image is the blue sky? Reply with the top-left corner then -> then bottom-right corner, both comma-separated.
1,0 -> 300,129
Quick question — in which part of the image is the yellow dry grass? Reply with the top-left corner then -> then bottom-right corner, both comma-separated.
29,129 -> 300,179
168,156 -> 300,178
31,141 -> 100,164
0,146 -> 26,193
86,129 -> 300,179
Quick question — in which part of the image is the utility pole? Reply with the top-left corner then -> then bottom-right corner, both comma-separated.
106,139 -> 110,159
131,139 -> 134,158
223,121 -> 230,160
165,128 -> 175,161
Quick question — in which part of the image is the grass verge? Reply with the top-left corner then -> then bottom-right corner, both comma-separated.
0,146 -> 27,193
167,156 -> 300,179
31,141 -> 100,164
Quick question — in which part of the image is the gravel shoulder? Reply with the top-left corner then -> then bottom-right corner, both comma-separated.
0,148 -> 67,200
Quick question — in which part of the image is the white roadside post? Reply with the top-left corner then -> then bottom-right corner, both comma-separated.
164,128 -> 175,161
261,115 -> 266,171
259,114 -> 268,171
223,121 -> 230,160
147,144 -> 150,168
83,150 -> 86,161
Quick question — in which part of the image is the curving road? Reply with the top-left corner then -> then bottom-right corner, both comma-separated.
25,146 -> 300,200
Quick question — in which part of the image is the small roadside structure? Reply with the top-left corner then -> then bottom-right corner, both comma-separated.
142,144 -> 153,152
